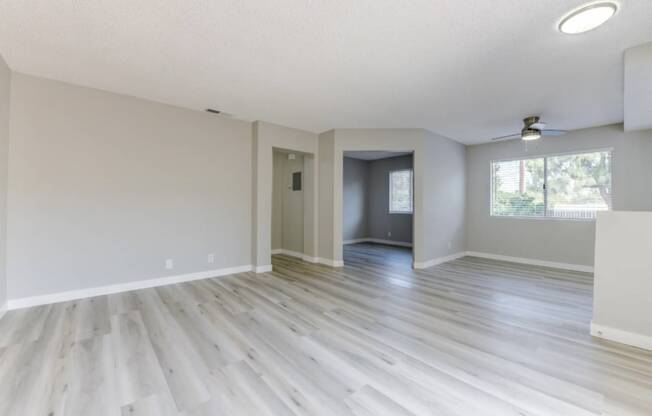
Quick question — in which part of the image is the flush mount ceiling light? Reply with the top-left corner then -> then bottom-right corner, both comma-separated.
521,129 -> 542,141
559,2 -> 618,34
490,117 -> 567,142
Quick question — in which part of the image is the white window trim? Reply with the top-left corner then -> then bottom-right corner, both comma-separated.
389,169 -> 413,214
491,147 -> 614,163
489,148 -> 614,221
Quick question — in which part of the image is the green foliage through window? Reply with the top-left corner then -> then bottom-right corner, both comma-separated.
389,169 -> 413,213
491,151 -> 612,219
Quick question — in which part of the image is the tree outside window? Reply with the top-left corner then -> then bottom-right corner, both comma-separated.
390,169 -> 413,214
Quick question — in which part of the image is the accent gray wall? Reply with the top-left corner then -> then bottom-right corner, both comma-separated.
7,73 -> 253,300
466,124 -> 652,267
342,157 -> 368,241
0,54 -> 10,313
366,155 -> 413,244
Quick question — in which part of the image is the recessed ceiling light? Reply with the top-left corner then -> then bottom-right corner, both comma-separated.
559,2 -> 617,34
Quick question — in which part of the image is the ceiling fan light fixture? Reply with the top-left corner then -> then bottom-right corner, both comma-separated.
521,129 -> 541,141
559,2 -> 617,34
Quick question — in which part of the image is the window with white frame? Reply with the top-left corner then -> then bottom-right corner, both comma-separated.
389,169 -> 413,214
491,150 -> 612,220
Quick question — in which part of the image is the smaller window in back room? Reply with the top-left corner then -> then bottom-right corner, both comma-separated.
491,150 -> 612,220
389,169 -> 413,214
292,171 -> 302,191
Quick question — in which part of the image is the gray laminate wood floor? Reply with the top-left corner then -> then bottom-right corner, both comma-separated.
1,243 -> 651,415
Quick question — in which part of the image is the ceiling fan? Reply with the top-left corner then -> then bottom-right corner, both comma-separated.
491,116 -> 567,142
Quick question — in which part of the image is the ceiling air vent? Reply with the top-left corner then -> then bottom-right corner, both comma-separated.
205,108 -> 232,117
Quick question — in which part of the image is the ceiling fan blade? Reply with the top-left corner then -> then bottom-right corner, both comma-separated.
541,129 -> 567,136
491,133 -> 521,141
530,122 -> 547,129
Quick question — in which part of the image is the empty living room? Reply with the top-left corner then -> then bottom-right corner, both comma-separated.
1,1 -> 652,415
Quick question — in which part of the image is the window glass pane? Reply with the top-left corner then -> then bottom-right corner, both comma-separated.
292,171 -> 302,191
492,158 -> 544,217
546,151 -> 611,219
390,170 -> 412,213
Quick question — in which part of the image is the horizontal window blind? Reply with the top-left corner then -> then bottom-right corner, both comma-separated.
491,150 -> 612,220
491,158 -> 545,217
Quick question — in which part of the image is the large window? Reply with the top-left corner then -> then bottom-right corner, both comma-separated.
491,150 -> 612,220
389,169 -> 413,214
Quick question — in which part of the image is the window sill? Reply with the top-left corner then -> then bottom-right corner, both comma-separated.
389,211 -> 413,215
489,215 -> 597,222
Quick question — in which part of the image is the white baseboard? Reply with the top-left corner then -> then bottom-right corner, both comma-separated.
254,265 -> 273,273
343,238 -> 413,248
413,252 -> 466,269
315,258 -> 344,267
271,250 -> 323,264
591,321 -> 652,351
270,249 -> 342,268
412,251 -> 593,273
465,251 -> 594,273
272,249 -> 304,259
7,265 -> 253,310
343,238 -> 367,245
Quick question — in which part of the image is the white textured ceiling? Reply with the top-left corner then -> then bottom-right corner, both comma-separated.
1,1 -> 651,144
344,151 -> 412,161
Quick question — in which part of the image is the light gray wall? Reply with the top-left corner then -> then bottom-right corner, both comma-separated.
282,155 -> 304,253
624,42 -> 652,131
318,130 -> 335,261
593,211 -> 652,347
466,124 -> 652,267
422,131 -> 467,258
303,154 -> 317,261
272,150 -> 304,253
367,155 -> 413,244
7,73 -> 253,300
342,157 -> 368,241
271,151 -> 284,250
0,54 -> 10,312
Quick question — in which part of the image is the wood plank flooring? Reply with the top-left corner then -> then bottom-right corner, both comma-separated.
1,242 -> 651,415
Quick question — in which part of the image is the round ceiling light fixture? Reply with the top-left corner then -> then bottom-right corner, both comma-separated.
521,129 -> 542,141
559,2 -> 617,34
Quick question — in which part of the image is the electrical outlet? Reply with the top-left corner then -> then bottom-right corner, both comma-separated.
165,259 -> 173,269
388,231 -> 392,237
448,241 -> 452,250
208,254 -> 215,264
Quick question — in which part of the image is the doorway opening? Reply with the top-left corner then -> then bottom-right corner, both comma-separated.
271,148 -> 309,261
342,151 -> 414,267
